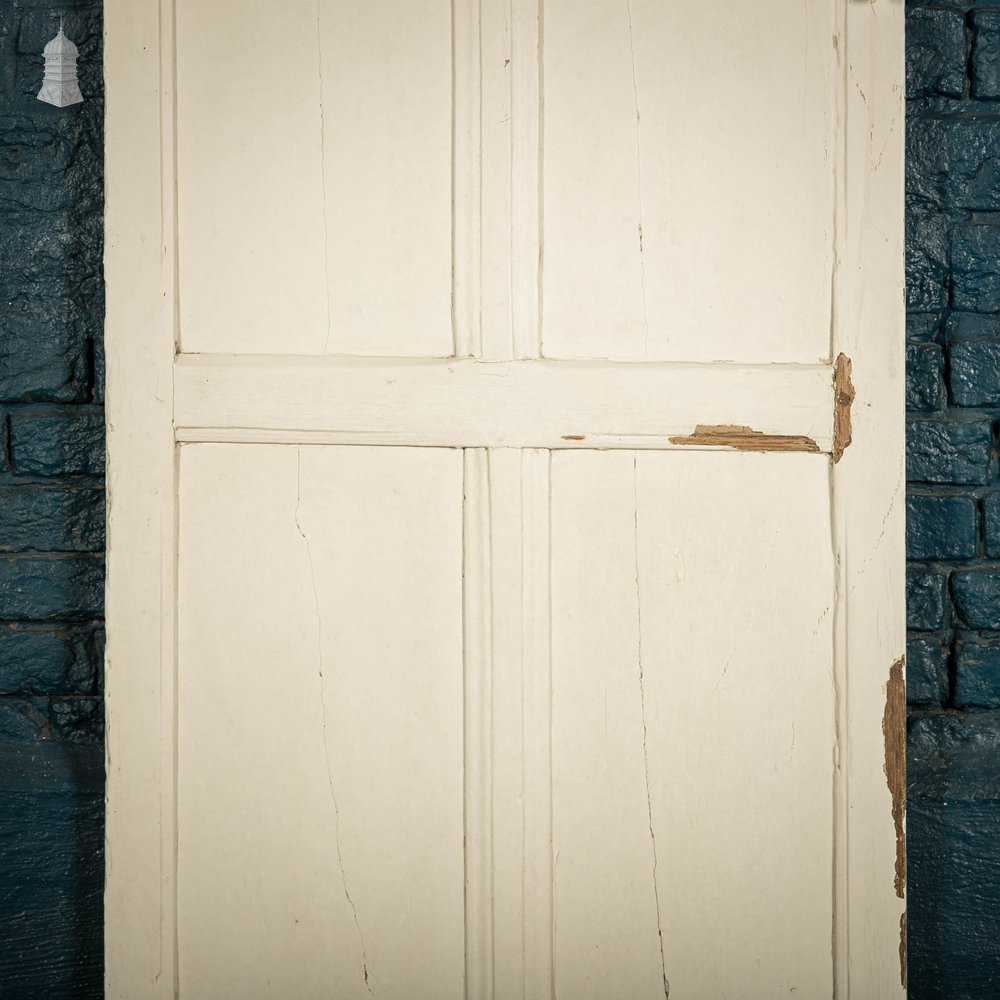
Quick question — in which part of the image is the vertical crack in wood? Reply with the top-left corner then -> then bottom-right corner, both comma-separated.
882,655 -> 906,900
832,353 -> 855,463
633,456 -> 670,1000
294,448 -> 374,996
625,0 -> 650,355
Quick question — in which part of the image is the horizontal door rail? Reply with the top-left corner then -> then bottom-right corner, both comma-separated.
174,355 -> 838,453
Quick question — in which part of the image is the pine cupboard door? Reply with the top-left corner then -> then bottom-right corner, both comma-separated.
104,1 -> 905,999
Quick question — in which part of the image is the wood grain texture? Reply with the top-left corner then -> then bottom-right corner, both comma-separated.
833,353 -> 856,464
541,0 -> 835,363
668,424 -> 820,453
174,356 -> 836,452
176,444 -> 464,999
884,657 -> 906,900
550,450 -> 835,1000
176,0 -> 452,357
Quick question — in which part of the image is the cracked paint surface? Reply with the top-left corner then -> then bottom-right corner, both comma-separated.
633,456 -> 671,1000
294,448 -> 375,996
625,0 -> 650,353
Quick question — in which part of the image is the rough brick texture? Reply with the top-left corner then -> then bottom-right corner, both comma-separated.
907,494 -> 978,559
908,5 -> 1000,995
0,1 -> 104,997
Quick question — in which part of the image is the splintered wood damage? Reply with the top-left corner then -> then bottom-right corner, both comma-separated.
883,656 -> 906,899
668,424 -> 820,453
833,353 -> 855,463
899,911 -> 907,989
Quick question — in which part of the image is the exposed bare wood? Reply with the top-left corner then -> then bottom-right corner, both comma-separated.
882,657 -> 906,900
668,424 -> 820,453
899,912 -> 907,990
833,353 -> 856,463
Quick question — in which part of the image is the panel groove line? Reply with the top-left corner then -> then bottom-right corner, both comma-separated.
455,0 -> 543,361
464,448 -> 554,999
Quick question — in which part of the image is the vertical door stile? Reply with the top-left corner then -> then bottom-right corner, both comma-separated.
832,2 -> 907,997
520,449 -> 554,1000
489,450 -> 529,996
454,0 -> 483,358
480,0 -> 513,360
510,0 -> 541,359
830,3 -> 850,994
463,0 -> 552,994
464,448 -> 494,1000
105,0 -> 180,994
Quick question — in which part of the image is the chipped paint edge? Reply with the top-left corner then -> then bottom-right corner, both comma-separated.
882,655 -> 906,900
668,424 -> 821,454
832,354 -> 855,464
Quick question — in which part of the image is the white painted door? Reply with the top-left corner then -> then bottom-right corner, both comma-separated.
104,2 -> 906,998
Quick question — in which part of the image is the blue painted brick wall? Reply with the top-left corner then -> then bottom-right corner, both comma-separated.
0,1 -> 103,997
908,2 -> 1000,995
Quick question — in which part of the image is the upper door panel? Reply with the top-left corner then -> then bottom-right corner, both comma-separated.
176,0 -> 453,357
542,0 -> 837,363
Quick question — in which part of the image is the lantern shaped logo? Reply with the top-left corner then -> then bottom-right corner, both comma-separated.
37,23 -> 83,108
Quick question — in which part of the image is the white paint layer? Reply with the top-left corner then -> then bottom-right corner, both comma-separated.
174,356 -> 835,452
105,0 -> 905,994
551,450 -> 835,998
175,0 -> 452,357
176,445 -> 465,999
542,0 -> 835,363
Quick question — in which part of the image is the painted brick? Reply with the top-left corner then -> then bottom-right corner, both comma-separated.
908,117 -> 1000,211
0,2 -> 105,994
907,634 -> 949,706
0,115 -> 71,213
906,418 -> 993,485
908,716 -> 1000,998
0,722 -> 103,1000
946,312 -> 1000,343
955,637 -> 1000,708
950,340 -> 1000,406
907,205 -> 951,312
0,624 -> 100,694
0,295 -> 90,402
10,409 -> 104,476
908,7 -> 968,99
952,224 -> 1000,313
907,344 -> 946,410
983,492 -> 1000,556
907,494 -> 978,560
0,556 -> 102,621
0,486 -> 104,552
908,572 -> 950,631
953,570 -> 1000,629
908,312 -> 942,344
973,12 -> 1000,101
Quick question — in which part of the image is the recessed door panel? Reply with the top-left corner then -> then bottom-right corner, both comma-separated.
176,444 -> 464,999
176,0 -> 453,357
542,0 -> 836,363
551,450 -> 835,998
